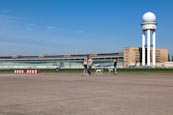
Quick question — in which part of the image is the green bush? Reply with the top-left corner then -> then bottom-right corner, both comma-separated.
117,68 -> 173,74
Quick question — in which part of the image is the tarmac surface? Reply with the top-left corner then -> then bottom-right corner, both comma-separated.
0,73 -> 173,115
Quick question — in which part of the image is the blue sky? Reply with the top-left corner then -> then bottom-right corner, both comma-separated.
0,0 -> 173,56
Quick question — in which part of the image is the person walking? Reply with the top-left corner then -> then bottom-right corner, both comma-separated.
87,57 -> 93,75
83,56 -> 88,76
113,58 -> 118,75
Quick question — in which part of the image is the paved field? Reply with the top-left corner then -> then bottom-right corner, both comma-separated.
0,73 -> 173,115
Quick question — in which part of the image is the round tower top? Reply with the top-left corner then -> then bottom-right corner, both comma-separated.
142,12 -> 156,22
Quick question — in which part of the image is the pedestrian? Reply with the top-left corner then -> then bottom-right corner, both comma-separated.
83,56 -> 88,76
87,57 -> 93,75
113,58 -> 118,75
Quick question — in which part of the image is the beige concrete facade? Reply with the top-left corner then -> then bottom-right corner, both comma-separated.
163,61 -> 173,68
123,47 -> 168,67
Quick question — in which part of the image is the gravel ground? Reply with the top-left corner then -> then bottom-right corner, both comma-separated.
0,73 -> 173,115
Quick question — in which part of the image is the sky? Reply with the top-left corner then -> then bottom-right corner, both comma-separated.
0,0 -> 173,56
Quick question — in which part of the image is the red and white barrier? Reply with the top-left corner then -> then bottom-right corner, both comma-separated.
14,70 -> 24,74
14,70 -> 40,74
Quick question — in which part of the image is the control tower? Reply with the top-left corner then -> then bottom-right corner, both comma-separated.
141,12 -> 157,66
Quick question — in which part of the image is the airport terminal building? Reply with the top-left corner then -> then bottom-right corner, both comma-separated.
0,47 -> 169,69
0,52 -> 124,69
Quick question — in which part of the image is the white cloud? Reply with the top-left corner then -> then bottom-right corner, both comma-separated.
0,14 -> 17,24
0,14 -> 124,56
0,9 -> 10,14
28,23 -> 36,26
0,41 -> 64,56
74,30 -> 84,34
25,23 -> 37,31
46,26 -> 57,30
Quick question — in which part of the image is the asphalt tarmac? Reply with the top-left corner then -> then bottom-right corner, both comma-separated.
0,73 -> 173,115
